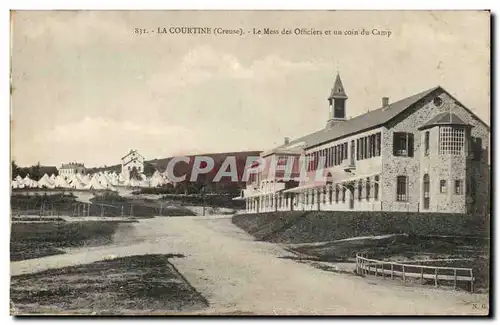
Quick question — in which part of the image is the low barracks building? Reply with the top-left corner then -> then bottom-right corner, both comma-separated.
240,74 -> 490,214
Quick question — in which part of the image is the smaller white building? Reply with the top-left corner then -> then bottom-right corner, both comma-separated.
59,162 -> 86,177
121,149 -> 145,180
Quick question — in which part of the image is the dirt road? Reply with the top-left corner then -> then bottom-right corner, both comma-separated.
10,216 -> 489,315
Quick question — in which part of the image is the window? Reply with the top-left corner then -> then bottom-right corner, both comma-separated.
454,180 -> 464,195
358,181 -> 362,201
423,174 -> 430,210
357,139 -> 360,160
396,176 -> 408,201
367,136 -> 372,158
342,187 -> 346,203
472,137 -> 482,161
424,131 -> 430,156
323,188 -> 327,204
439,126 -> 465,155
440,180 -> 447,194
366,178 -> 370,201
375,133 -> 381,156
393,132 -> 414,157
335,185 -> 339,203
329,186 -> 333,204
374,176 -> 379,200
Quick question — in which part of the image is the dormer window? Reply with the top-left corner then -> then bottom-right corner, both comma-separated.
439,126 -> 465,155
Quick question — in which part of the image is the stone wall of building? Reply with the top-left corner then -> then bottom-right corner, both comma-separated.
382,89 -> 490,213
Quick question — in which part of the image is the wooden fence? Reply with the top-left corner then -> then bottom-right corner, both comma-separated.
355,254 -> 475,292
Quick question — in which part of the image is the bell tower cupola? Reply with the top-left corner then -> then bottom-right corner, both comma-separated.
326,73 -> 348,128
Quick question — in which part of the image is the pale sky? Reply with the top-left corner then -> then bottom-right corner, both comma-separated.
11,10 -> 490,167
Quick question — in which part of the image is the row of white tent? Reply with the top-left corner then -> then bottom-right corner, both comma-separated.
11,170 -> 174,190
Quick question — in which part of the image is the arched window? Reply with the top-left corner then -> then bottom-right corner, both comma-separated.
358,180 -> 363,201
329,185 -> 333,204
335,185 -> 340,203
374,176 -> 380,200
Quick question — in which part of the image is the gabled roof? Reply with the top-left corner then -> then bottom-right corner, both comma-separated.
418,112 -> 470,130
328,73 -> 348,99
279,86 -> 440,150
121,150 -> 144,161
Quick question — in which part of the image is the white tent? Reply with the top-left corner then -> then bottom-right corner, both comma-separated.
85,175 -> 106,190
150,171 -> 165,187
54,175 -> 71,188
37,174 -> 55,189
22,175 -> 38,188
15,175 -> 23,182
50,174 -> 56,181
11,179 -> 19,189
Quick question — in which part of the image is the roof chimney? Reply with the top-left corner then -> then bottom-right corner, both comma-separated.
284,137 -> 290,145
382,97 -> 390,108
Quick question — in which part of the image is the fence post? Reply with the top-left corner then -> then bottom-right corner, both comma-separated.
470,270 -> 474,293
435,268 -> 438,287
391,263 -> 394,279
382,263 -> 385,279
421,267 -> 424,281
453,269 -> 457,290
402,265 -> 405,282
375,263 -> 378,277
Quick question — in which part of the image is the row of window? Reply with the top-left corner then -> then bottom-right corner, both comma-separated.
439,179 -> 464,195
397,175 -> 466,202
306,142 -> 348,171
357,133 -> 381,160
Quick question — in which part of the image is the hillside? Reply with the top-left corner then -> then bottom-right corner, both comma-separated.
88,150 -> 262,184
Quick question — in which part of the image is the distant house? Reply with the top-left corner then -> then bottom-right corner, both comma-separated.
121,149 -> 145,179
59,162 -> 86,177
239,73 -> 490,215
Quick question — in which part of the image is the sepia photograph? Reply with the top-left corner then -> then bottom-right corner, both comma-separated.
9,10 -> 491,316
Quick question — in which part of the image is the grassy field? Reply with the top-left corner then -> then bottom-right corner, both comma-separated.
10,254 -> 209,315
10,221 -> 130,261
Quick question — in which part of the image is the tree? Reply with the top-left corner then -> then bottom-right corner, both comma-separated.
11,160 -> 19,180
29,162 -> 42,180
143,162 -> 156,177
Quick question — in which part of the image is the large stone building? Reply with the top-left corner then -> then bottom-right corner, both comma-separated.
240,74 -> 490,214
58,162 -> 86,177
121,149 -> 145,179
